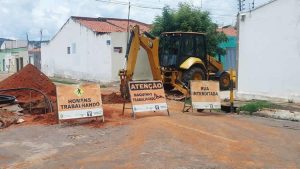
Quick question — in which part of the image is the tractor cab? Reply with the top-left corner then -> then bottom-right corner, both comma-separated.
159,32 -> 208,69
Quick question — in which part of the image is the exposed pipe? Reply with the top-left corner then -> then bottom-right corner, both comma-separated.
0,88 -> 53,113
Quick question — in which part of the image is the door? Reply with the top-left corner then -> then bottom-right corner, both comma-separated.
16,58 -> 20,72
224,47 -> 236,70
2,59 -> 5,71
20,57 -> 23,69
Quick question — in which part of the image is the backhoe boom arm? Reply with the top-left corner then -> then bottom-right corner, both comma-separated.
119,25 -> 162,98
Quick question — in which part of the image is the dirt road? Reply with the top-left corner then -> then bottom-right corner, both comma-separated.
1,100 -> 300,169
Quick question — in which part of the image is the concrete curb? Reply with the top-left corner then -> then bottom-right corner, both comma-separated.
241,109 -> 300,122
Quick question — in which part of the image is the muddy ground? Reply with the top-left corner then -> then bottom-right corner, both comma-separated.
1,97 -> 300,169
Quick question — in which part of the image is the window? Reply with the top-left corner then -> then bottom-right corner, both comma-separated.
182,36 -> 194,56
67,47 -> 71,54
159,35 -> 180,67
113,47 -> 123,53
106,40 -> 111,45
72,43 -> 76,54
195,35 -> 205,58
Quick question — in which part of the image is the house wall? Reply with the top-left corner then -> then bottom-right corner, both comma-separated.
14,50 -> 30,72
42,18 -> 151,83
42,19 -> 112,82
238,0 -> 300,102
0,48 -> 29,73
110,32 -> 152,81
0,52 -> 5,71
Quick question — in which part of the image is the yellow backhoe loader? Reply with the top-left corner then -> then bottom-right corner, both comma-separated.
119,25 -> 233,98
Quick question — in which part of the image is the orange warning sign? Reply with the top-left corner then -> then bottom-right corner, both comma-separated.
128,81 -> 168,112
56,83 -> 103,120
190,80 -> 221,109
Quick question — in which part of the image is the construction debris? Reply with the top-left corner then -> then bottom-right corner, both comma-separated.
251,109 -> 300,122
0,105 -> 23,129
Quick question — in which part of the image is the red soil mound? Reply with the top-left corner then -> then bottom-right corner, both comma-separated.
0,64 -> 56,101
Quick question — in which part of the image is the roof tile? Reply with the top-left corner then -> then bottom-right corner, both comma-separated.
217,26 -> 237,36
72,16 -> 151,33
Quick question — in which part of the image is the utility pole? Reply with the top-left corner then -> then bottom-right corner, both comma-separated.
201,0 -> 203,9
124,1 -> 131,69
238,0 -> 245,12
238,0 -> 241,11
40,29 -> 43,42
127,1 -> 131,43
26,32 -> 29,48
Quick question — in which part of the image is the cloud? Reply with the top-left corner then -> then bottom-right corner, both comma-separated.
0,0 -> 270,40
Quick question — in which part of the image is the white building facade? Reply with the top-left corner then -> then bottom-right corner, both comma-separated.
41,16 -> 151,83
238,0 -> 300,102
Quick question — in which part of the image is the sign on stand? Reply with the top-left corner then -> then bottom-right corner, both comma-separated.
56,83 -> 104,122
190,80 -> 221,109
126,81 -> 169,118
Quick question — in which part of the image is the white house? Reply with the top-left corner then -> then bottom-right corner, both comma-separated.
238,0 -> 300,102
41,16 -> 152,82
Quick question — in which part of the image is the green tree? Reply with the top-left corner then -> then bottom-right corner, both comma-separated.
151,3 -> 227,56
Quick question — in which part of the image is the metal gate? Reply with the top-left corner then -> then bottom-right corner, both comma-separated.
224,47 -> 236,70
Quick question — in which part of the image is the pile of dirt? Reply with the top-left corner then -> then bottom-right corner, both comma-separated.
0,64 -> 57,114
0,64 -> 56,101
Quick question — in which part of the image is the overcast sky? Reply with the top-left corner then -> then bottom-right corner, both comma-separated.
0,0 -> 270,40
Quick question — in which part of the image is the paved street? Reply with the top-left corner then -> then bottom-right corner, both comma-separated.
1,100 -> 300,169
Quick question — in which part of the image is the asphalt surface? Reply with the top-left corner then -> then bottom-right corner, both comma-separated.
1,100 -> 300,169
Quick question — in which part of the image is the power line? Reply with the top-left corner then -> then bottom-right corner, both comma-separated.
95,0 -> 237,24
210,14 -> 236,18
95,0 -> 163,10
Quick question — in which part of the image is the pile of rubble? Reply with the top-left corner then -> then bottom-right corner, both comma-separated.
0,101 -> 24,129
0,95 -> 24,128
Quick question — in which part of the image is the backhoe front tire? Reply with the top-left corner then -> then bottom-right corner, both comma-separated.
182,66 -> 206,113
182,66 -> 205,85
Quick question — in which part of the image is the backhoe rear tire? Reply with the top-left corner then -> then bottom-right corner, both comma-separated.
182,66 -> 205,85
